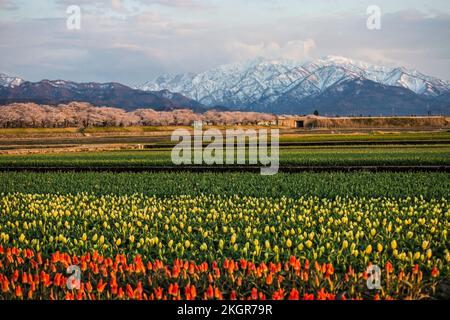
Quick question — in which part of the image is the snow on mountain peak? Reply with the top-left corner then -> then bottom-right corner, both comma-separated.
136,56 -> 450,109
0,73 -> 24,88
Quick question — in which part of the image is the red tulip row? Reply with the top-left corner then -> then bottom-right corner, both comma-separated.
0,246 -> 442,300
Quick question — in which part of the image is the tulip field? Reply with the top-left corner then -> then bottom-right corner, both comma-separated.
0,171 -> 449,300
1,145 -> 450,168
0,129 -> 449,300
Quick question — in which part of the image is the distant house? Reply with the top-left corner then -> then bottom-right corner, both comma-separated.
277,116 -> 308,128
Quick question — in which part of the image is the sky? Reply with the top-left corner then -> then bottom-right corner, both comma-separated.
1,0 -> 450,86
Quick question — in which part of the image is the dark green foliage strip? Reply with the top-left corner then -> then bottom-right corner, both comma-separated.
0,171 -> 448,199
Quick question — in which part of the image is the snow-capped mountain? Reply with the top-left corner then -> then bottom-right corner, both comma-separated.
2,56 -> 449,115
137,56 -> 450,115
302,56 -> 449,96
0,73 -> 24,88
0,75 -> 207,112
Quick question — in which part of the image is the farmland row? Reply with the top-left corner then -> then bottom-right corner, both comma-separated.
1,171 -> 449,199
0,146 -> 449,168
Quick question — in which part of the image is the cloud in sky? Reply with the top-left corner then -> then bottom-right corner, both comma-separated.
0,0 -> 18,10
227,39 -> 316,61
0,0 -> 449,86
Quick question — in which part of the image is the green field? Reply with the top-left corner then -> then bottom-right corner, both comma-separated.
1,130 -> 449,147
280,131 -> 450,143
0,145 -> 449,168
1,171 -> 449,199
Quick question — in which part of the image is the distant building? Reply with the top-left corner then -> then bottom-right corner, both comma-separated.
276,115 -> 450,129
277,116 -> 308,128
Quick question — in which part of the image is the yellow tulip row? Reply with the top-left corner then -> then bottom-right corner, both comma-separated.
0,193 -> 448,276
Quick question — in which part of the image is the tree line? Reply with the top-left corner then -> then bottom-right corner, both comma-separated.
0,102 -> 276,128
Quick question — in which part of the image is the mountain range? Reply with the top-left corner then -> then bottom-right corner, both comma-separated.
1,56 -> 450,115
137,56 -> 450,115
0,74 -> 206,112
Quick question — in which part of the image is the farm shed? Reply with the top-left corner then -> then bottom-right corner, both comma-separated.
276,116 -> 308,128
276,115 -> 450,129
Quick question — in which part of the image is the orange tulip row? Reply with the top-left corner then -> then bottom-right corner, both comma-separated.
0,245 -> 441,300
